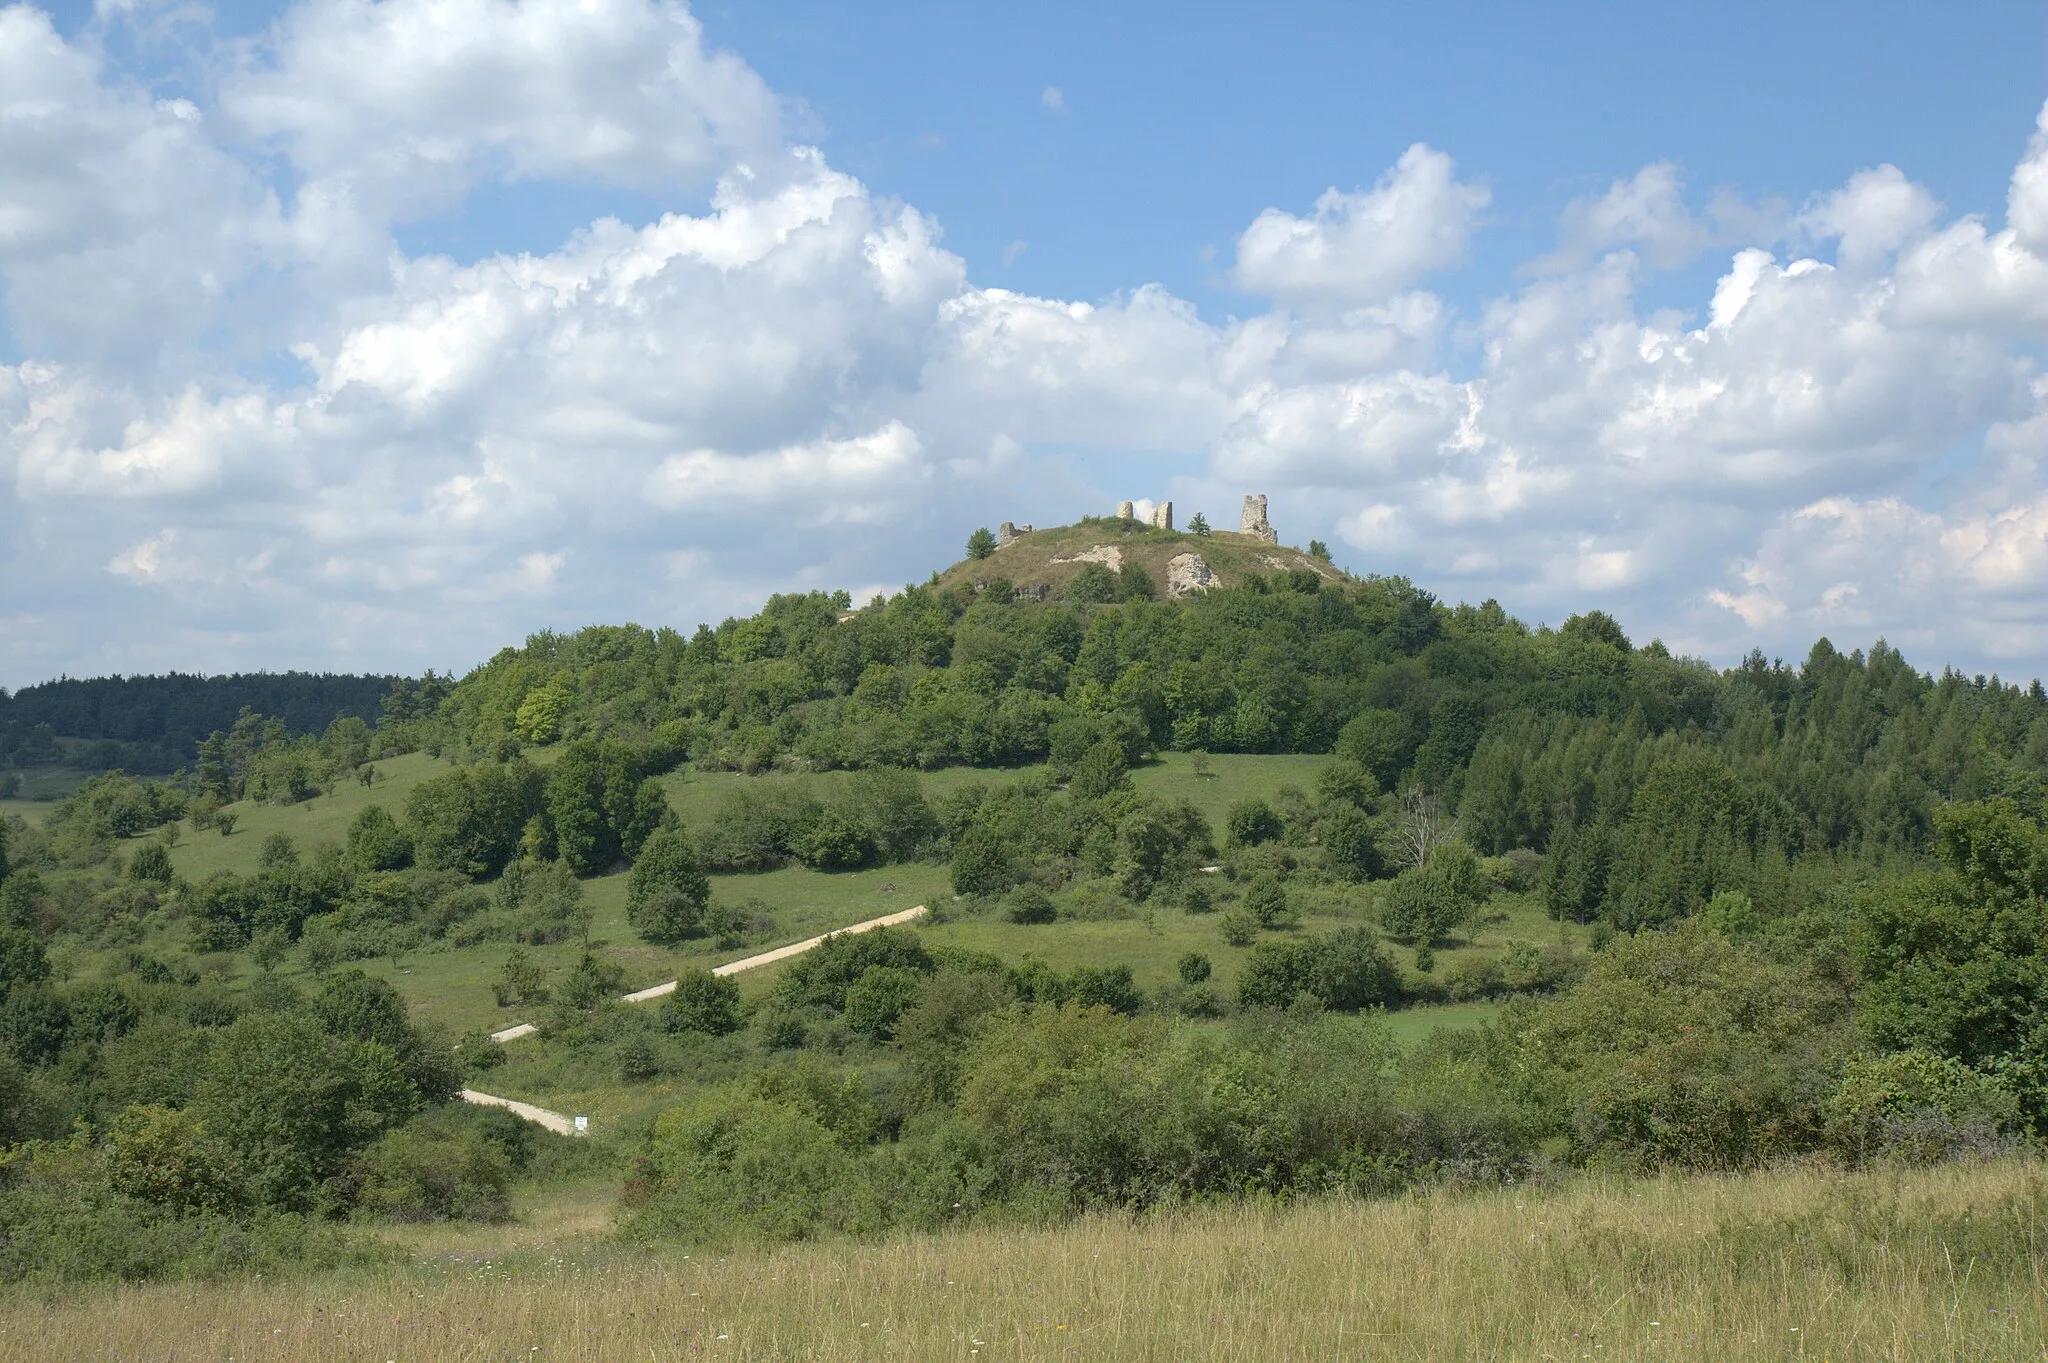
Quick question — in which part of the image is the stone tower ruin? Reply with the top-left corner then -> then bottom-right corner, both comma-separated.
1114,500 -> 1173,530
1241,494 -> 1276,543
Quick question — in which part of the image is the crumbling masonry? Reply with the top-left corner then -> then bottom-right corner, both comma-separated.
1114,500 -> 1174,530
1240,494 -> 1277,543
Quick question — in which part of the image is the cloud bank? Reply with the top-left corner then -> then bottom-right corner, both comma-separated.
3,0 -> 2047,686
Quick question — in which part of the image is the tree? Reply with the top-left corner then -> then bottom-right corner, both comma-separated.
1117,562 -> 1156,601
1187,512 -> 1210,535
660,970 -> 742,1036
1243,874 -> 1293,928
1226,798 -> 1283,847
347,804 -> 413,871
627,828 -> 712,944
951,825 -> 1015,897
1068,740 -> 1132,802
1319,803 -> 1381,881
0,925 -> 50,1000
1068,562 -> 1119,603
189,1011 -> 417,1211
966,527 -> 998,560
1308,539 -> 1331,561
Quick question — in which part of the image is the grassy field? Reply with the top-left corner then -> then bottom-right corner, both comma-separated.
5,1158 -> 2042,1360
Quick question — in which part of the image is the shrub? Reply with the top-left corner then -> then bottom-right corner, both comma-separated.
1242,874 -> 1293,928
661,971 -> 742,1036
950,825 -> 1017,898
354,1124 -> 511,1223
1178,951 -> 1212,985
346,805 -> 413,872
772,927 -> 934,1015
843,966 -> 927,1040
627,828 -> 712,944
1236,927 -> 1399,1013
1827,1050 -> 2021,1166
1319,803 -> 1381,881
1005,885 -> 1057,924
127,842 -> 174,885
1226,799 -> 1284,847
1219,908 -> 1259,946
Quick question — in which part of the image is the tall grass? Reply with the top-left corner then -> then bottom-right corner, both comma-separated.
5,1159 -> 2043,1360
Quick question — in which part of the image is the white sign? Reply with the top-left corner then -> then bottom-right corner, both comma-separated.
574,1115 -> 588,1132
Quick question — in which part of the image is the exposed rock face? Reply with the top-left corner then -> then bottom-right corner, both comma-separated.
1166,552 -> 1215,597
1054,544 -> 1124,569
1241,493 -> 1276,543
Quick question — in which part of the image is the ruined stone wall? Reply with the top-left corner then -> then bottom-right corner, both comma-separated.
1241,494 -> 1277,543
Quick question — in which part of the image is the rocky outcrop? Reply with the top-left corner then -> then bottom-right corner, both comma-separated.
1054,544 -> 1124,569
1167,552 -> 1215,597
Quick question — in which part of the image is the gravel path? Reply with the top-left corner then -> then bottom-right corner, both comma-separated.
462,903 -> 929,1134
458,1088 -> 582,1136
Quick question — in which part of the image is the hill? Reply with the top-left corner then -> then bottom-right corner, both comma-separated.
935,518 -> 1347,601
6,516 -> 2048,1305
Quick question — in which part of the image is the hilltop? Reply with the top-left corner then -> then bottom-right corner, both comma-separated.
934,516 -> 1346,602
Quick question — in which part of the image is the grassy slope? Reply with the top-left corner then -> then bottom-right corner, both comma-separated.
106,749 -> 1549,1114
10,1158 -> 2043,1360
934,521 -> 1346,600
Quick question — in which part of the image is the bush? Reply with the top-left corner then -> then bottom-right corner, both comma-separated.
127,841 -> 175,885
1226,799 -> 1283,847
1220,908 -> 1259,946
1242,874 -> 1293,928
1319,803 -> 1381,881
950,825 -> 1017,898
660,970 -> 742,1036
1827,1050 -> 2021,1166
1380,850 -> 1482,942
772,926 -> 934,1015
353,1123 -> 511,1223
1004,885 -> 1057,924
1236,927 -> 1399,1013
1178,951 -> 1212,985
843,966 -> 927,1040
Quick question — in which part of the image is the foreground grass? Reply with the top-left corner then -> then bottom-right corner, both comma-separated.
5,1160 -> 2044,1360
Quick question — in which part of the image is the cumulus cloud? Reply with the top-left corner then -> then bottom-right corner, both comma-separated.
1231,144 -> 1489,308
2,0 -> 2047,686
225,0 -> 782,217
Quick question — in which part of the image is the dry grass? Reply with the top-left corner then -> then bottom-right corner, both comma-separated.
6,1160 -> 2046,1360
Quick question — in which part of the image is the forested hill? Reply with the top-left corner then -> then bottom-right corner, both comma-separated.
0,672 -> 401,772
423,519 -> 2048,884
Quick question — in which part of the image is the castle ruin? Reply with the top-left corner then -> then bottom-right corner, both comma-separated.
1241,494 -> 1277,543
998,521 -> 1035,545
1115,500 -> 1173,530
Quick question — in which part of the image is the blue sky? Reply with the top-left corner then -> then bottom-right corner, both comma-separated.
2,0 -> 2047,687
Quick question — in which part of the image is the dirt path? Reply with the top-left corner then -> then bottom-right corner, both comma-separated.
458,1088 -> 583,1136
621,903 -> 928,1001
469,903 -> 930,1133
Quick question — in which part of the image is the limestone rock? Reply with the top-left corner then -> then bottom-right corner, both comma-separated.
1054,544 -> 1124,569
1166,552 -> 1215,597
1116,501 -> 1136,520
1150,500 -> 1173,530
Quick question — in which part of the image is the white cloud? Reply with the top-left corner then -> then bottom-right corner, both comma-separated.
225,0 -> 782,218
1536,163 -> 1711,272
1231,144 -> 1489,308
1040,86 -> 1064,114
2,2 -> 2047,688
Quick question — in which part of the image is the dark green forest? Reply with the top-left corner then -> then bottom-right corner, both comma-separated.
6,559 -> 2048,1280
0,672 -> 404,776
